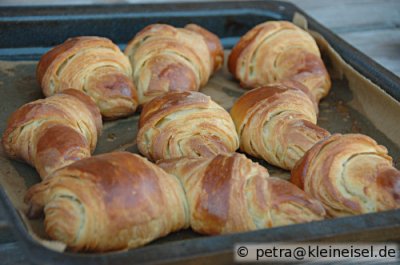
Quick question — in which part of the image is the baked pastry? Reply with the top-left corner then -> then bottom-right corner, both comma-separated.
158,153 -> 325,234
125,24 -> 223,104
37,36 -> 138,119
25,152 -> 189,252
230,82 -> 330,170
291,134 -> 400,217
2,89 -> 102,179
228,21 -> 331,102
137,91 -> 239,162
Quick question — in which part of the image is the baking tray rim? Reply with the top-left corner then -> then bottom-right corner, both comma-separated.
0,1 -> 400,264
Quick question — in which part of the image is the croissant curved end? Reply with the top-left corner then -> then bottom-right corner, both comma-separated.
44,193 -> 86,249
291,133 -> 400,217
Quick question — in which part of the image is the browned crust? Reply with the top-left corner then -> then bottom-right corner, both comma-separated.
291,133 -> 400,216
124,24 -> 221,105
185,24 -> 224,72
230,82 -> 316,132
36,36 -> 116,87
37,36 -> 137,119
2,90 -> 102,178
36,37 -> 82,86
139,91 -> 210,128
61,89 -> 102,134
227,21 -> 331,100
24,152 -> 188,251
157,153 -> 326,234
194,154 -> 235,233
227,23 -> 276,78
290,134 -> 340,189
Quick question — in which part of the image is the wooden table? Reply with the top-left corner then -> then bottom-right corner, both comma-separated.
0,0 -> 399,263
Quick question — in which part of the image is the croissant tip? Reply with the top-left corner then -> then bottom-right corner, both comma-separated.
26,203 -> 44,219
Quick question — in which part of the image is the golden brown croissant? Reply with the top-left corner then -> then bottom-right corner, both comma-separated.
228,21 -> 331,102
230,82 -> 330,170
137,91 -> 239,162
157,153 -> 325,234
291,134 -> 400,217
2,89 -> 102,179
125,24 -> 223,104
25,152 -> 189,252
37,36 -> 138,119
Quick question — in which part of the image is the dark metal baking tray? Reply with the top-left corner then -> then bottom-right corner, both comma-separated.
0,1 -> 400,264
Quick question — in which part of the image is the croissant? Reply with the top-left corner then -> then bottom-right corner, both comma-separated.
37,36 -> 138,119
2,89 -> 102,179
228,21 -> 331,102
157,153 -> 325,235
137,91 -> 239,162
25,152 -> 189,252
291,134 -> 400,217
230,81 -> 330,170
125,24 -> 223,104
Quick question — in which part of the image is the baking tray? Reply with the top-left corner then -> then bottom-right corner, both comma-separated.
0,1 -> 400,264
